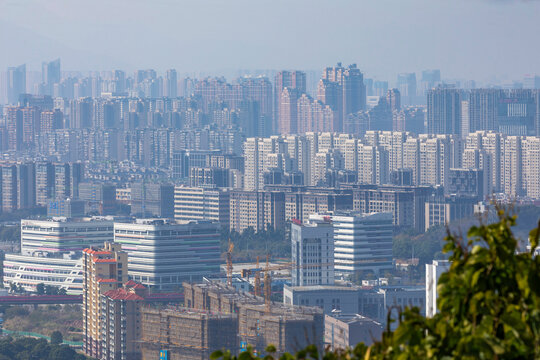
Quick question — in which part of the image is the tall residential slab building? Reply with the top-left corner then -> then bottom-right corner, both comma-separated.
291,219 -> 334,287
427,87 -> 461,135
6,64 -> 26,104
83,243 -> 128,359
425,260 -> 450,317
319,63 -> 366,132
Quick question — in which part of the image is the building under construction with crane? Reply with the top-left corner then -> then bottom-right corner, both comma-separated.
139,280 -> 324,359
183,281 -> 324,356
140,305 -> 238,360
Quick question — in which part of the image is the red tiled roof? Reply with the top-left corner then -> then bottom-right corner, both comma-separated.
124,280 -> 137,287
132,284 -> 145,289
84,249 -> 112,255
103,288 -> 144,301
94,258 -> 116,263
98,278 -> 117,283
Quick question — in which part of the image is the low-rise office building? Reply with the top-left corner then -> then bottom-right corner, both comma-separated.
310,212 -> 394,275
325,314 -> 383,349
3,253 -> 83,294
21,217 -> 114,256
114,219 -> 221,291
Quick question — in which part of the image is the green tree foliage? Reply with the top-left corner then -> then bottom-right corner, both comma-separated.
0,337 -> 88,360
221,227 -> 290,262
0,226 -> 20,243
36,283 -> 45,295
212,209 -> 540,359
50,331 -> 63,346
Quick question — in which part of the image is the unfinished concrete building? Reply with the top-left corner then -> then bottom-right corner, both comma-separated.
140,306 -> 238,360
183,282 -> 324,356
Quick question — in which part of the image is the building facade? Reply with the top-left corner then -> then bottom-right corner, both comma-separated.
113,219 -> 221,291
310,212 -> 393,275
83,243 -> 129,359
174,186 -> 230,229
291,219 -> 334,287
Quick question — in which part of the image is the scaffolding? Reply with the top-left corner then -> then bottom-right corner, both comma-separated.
140,305 -> 237,360
183,281 -> 325,356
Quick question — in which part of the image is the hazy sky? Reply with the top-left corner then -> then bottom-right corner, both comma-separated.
1,0 -> 539,83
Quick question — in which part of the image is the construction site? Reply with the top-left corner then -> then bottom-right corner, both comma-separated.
139,243 -> 324,359
183,281 -> 324,356
140,305 -> 238,360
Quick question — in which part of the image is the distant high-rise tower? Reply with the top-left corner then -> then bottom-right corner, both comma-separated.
397,73 -> 417,105
165,69 -> 178,98
468,89 -> 502,133
319,63 -> 366,132
41,59 -> 61,95
278,87 -> 299,134
6,64 -> 26,104
6,106 -> 23,151
420,69 -> 441,96
427,87 -> 462,135
240,76 -> 273,136
386,88 -> 401,112
275,71 -> 306,133
113,70 -> 126,93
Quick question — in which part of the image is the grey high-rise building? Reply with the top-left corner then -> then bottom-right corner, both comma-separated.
165,69 -> 178,98
320,63 -> 366,132
113,70 -> 126,93
420,69 -> 441,96
240,76 -> 273,136
397,73 -> 417,105
386,88 -> 401,112
427,87 -> 462,135
373,81 -> 389,97
468,89 -> 502,133
41,59 -> 61,95
497,89 -> 537,136
130,182 -> 174,218
35,162 -> 55,206
6,106 -> 23,151
7,64 -> 26,105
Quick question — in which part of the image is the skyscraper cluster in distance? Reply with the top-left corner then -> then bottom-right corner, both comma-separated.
1,58 -> 540,359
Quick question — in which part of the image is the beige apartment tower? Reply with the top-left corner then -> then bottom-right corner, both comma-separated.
83,243 -> 128,359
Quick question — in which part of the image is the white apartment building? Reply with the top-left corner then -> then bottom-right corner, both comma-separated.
310,212 -> 394,275
426,260 -> 450,317
291,219 -> 334,287
240,131 -> 540,201
173,186 -> 229,229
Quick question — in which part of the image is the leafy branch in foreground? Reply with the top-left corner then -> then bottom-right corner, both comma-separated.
212,208 -> 540,359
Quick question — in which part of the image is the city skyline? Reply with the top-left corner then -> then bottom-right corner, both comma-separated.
1,0 -> 540,83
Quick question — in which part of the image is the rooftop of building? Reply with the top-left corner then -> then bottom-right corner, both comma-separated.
22,216 -> 120,224
186,281 -> 323,319
325,313 -> 382,326
309,211 -> 393,221
142,305 -> 237,319
284,284 -> 360,292
103,288 -> 144,301
115,218 -> 219,227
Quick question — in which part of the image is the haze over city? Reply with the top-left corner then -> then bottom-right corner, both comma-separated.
1,0 -> 540,83
0,1 -> 540,359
